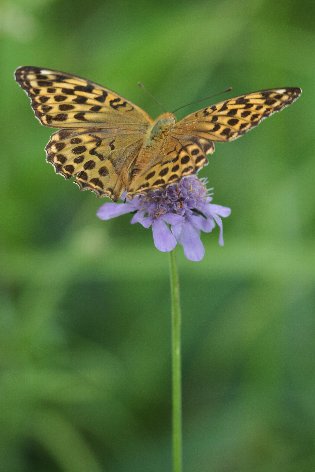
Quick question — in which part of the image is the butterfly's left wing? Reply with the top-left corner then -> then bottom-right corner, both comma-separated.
15,66 -> 152,129
173,88 -> 301,143
15,66 -> 153,200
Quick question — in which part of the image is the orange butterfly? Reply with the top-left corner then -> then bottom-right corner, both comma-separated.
15,66 -> 301,201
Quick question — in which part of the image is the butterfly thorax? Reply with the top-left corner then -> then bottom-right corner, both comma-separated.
145,113 -> 176,145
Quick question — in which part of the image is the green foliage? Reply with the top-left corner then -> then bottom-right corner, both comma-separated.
1,0 -> 314,470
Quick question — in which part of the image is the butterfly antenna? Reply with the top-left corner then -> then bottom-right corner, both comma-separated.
137,82 -> 166,112
172,87 -> 233,114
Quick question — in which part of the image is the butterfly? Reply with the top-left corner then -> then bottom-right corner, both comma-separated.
15,66 -> 301,201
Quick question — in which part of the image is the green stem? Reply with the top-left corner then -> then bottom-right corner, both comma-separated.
169,250 -> 182,472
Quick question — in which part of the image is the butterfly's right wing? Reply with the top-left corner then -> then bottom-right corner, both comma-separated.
173,88 -> 301,142
127,134 -> 215,196
15,66 -> 152,129
129,88 -> 301,195
46,128 -> 144,200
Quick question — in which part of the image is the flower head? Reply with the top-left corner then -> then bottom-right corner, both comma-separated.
97,176 -> 231,262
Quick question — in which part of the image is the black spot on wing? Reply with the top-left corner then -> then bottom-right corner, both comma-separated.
55,95 -> 67,102
54,113 -> 68,121
38,80 -> 53,87
181,155 -> 190,164
90,105 -> 102,112
72,145 -> 87,154
195,155 -> 206,165
59,104 -> 74,111
77,171 -> 88,181
227,118 -> 239,126
64,164 -> 75,174
56,154 -> 67,164
168,174 -> 178,182
74,84 -> 94,93
83,160 -> 96,170
55,142 -> 66,151
71,137 -> 82,144
110,98 -> 130,110
159,168 -> 169,177
74,112 -> 87,121
90,177 -> 104,189
145,171 -> 156,180
95,92 -> 107,103
99,166 -> 109,176
241,110 -> 251,117
235,97 -> 248,105
152,178 -> 165,186
74,95 -> 88,104
227,108 -> 237,116
62,88 -> 75,95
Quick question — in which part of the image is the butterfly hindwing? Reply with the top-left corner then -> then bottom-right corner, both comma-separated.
46,128 -> 144,200
128,136 -> 214,195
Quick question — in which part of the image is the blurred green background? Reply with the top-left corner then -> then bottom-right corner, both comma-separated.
1,0 -> 314,470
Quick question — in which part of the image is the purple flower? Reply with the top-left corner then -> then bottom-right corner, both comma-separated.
97,176 -> 231,262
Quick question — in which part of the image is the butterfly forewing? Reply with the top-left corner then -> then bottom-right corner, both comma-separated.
15,66 -> 152,129
174,88 -> 301,142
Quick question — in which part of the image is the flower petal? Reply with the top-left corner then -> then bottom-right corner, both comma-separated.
212,214 -> 225,246
170,222 -> 183,240
208,204 -> 231,218
130,211 -> 153,228
209,205 -> 231,246
177,222 -> 205,262
97,202 -> 134,220
152,219 -> 177,252
163,213 -> 185,225
190,214 -> 215,233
